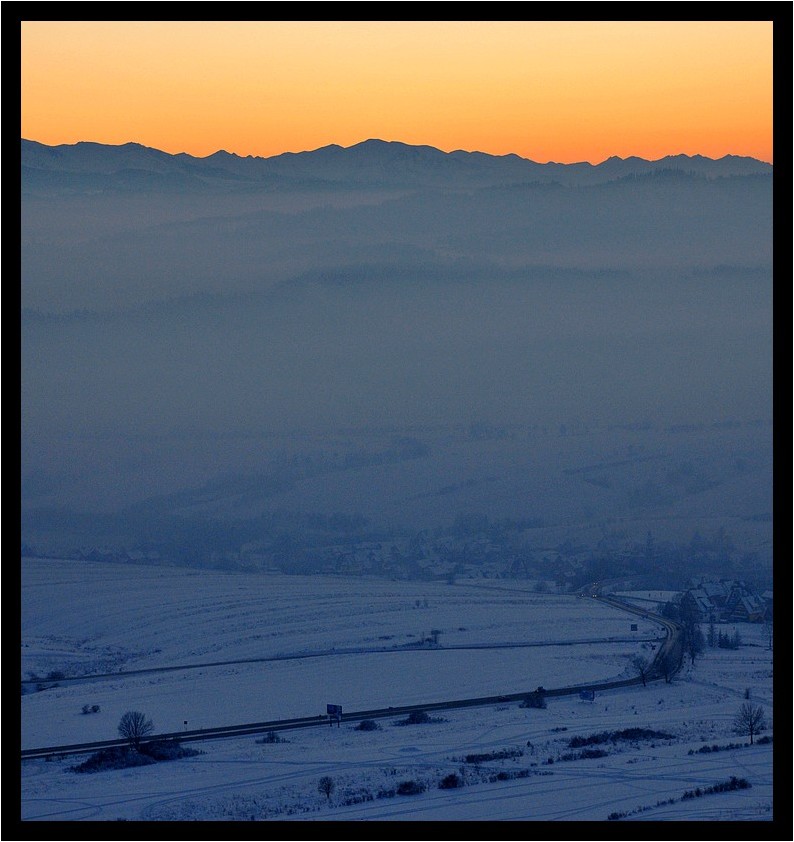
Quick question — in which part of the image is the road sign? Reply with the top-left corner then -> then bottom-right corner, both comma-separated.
327,704 -> 342,726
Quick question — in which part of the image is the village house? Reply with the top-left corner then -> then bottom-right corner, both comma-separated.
681,579 -> 767,623
723,584 -> 767,623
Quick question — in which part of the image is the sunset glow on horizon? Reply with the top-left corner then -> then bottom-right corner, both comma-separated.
21,20 -> 773,164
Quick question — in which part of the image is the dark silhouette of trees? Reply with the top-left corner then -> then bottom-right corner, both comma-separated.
684,624 -> 705,665
718,628 -> 742,649
318,775 -> 335,802
117,710 -> 154,749
657,648 -> 680,683
678,601 -> 705,665
631,654 -> 651,687
733,703 -> 766,744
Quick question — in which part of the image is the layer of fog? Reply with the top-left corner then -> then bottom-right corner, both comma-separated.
20,146 -> 773,568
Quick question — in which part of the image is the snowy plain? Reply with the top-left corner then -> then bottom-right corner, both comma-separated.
19,558 -> 774,826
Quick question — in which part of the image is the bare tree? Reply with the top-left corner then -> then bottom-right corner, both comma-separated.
631,654 -> 651,687
657,648 -> 679,683
733,702 -> 766,745
681,617 -> 705,665
318,775 -> 335,802
118,710 -> 154,749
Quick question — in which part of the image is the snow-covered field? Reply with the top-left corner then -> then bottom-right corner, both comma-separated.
19,558 -> 774,825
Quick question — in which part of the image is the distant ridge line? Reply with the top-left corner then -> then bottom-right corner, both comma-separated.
21,136 -> 771,168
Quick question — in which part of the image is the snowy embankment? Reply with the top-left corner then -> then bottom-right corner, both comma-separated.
20,560 -> 773,823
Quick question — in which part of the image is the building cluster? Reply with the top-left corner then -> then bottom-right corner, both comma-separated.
681,579 -> 771,624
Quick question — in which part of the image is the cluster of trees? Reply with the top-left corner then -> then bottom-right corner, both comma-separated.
707,622 -> 742,649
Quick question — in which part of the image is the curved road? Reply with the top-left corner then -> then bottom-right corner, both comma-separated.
21,586 -> 682,761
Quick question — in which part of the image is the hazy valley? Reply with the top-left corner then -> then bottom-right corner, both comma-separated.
21,139 -> 774,592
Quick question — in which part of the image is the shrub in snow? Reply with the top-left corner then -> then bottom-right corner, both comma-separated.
256,731 -> 285,744
70,740 -> 201,773
143,740 -> 202,762
355,719 -> 380,731
394,709 -> 445,726
520,691 -> 546,709
566,748 -> 609,761
71,747 -> 156,773
682,777 -> 750,801
568,728 -> 673,748
439,773 -> 463,789
396,780 -> 426,796
464,748 -> 523,764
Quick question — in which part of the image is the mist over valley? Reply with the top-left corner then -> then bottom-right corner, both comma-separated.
20,139 -> 773,591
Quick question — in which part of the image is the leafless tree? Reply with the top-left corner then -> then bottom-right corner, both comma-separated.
318,775 -> 335,802
632,654 -> 651,687
657,648 -> 679,683
118,710 -> 154,749
733,702 -> 766,745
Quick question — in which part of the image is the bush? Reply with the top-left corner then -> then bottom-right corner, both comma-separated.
71,747 -> 156,774
559,748 -> 609,762
568,728 -> 673,748
397,780 -> 426,796
256,731 -> 284,744
688,741 -> 745,755
70,740 -> 201,773
579,748 -> 609,759
140,740 -> 201,762
394,710 -> 445,726
682,777 -> 750,800
464,748 -> 523,764
520,691 -> 547,709
439,773 -> 463,789
355,719 -> 380,731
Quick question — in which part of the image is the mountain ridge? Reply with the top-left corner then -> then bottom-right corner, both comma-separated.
21,137 -> 772,191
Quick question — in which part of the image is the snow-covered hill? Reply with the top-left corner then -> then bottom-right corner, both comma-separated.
19,558 -> 775,824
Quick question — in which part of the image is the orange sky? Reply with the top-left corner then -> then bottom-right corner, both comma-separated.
20,20 -> 773,164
